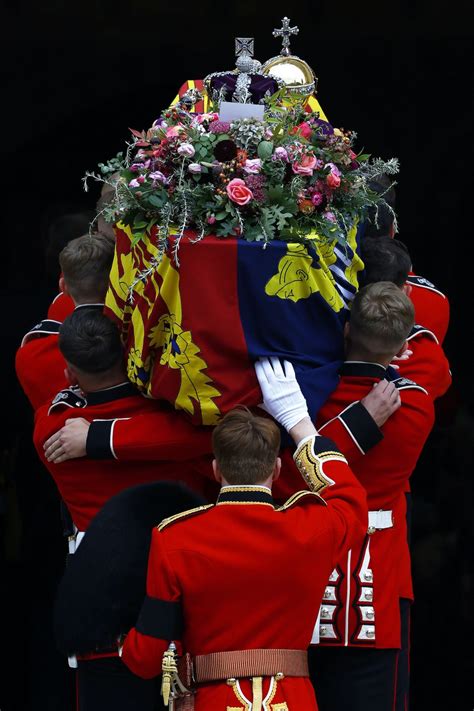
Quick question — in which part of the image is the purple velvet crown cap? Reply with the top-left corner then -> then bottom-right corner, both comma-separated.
209,73 -> 280,103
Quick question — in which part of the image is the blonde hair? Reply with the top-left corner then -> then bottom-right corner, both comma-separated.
212,407 -> 280,485
59,233 -> 115,303
349,281 -> 414,357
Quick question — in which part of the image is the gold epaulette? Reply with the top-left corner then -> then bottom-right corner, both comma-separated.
277,490 -> 326,511
157,504 -> 214,532
294,436 -> 347,495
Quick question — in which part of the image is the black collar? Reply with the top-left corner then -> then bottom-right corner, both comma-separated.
86,382 -> 139,406
340,361 -> 389,379
217,486 -> 274,507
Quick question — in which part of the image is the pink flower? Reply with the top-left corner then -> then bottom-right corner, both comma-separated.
264,127 -> 274,139
273,147 -> 289,162
292,154 -> 318,175
177,142 -> 195,157
296,122 -> 312,139
325,162 -> 341,178
323,211 -> 337,223
207,215 -> 216,225
137,175 -> 145,184
195,112 -> 219,124
165,125 -> 184,138
326,172 -> 341,188
311,192 -> 324,206
149,171 -> 167,183
128,178 -> 141,188
243,158 -> 262,174
226,178 -> 253,206
188,163 -> 202,174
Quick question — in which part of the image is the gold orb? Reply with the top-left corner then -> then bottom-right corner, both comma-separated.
262,55 -> 317,97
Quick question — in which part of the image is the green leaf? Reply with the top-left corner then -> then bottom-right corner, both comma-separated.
257,141 -> 274,160
215,211 -> 228,220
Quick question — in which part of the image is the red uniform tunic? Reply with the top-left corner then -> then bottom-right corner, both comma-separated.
33,382 -> 214,530
275,362 -> 434,648
121,436 -> 367,710
398,323 -> 452,401
15,319 -> 68,410
407,272 -> 450,345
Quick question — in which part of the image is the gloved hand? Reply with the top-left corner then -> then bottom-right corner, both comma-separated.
254,357 -> 309,432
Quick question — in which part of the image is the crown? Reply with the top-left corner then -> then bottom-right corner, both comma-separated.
203,37 -> 283,106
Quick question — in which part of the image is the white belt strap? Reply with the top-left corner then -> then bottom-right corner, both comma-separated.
368,509 -> 393,532
67,525 -> 85,669
68,527 -> 85,555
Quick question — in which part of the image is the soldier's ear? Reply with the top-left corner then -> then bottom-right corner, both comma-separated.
395,340 -> 409,358
59,275 -> 67,295
272,457 -> 281,482
65,365 -> 79,386
212,459 -> 223,484
402,283 -> 412,297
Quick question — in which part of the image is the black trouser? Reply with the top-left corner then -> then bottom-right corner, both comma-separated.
309,599 -> 411,711
77,657 -> 165,711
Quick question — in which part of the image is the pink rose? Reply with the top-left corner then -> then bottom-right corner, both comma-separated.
296,122 -> 312,139
226,178 -> 253,206
243,158 -> 262,174
292,154 -> 318,175
326,172 -> 341,188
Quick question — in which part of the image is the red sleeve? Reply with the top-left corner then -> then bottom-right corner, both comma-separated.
398,336 -> 452,401
121,528 -> 181,679
293,436 -> 368,563
15,337 -> 68,411
86,410 -> 213,461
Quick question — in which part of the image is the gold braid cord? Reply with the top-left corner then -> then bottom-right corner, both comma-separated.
161,643 -> 195,710
293,437 -> 346,494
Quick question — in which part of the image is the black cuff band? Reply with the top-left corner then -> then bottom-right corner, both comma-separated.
313,435 -> 340,455
339,402 -> 383,454
136,596 -> 183,640
86,420 -> 114,459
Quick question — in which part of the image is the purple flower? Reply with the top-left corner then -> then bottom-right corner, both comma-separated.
188,163 -> 202,174
325,162 -> 341,178
128,178 -> 141,188
311,192 -> 324,207
243,158 -> 262,174
244,174 -> 266,203
149,171 -> 167,184
153,117 -> 167,127
273,146 -> 289,162
177,143 -> 195,157
323,211 -> 337,223
209,121 -> 231,134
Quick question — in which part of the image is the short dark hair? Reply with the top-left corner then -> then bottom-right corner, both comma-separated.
59,309 -> 123,374
360,237 -> 412,287
212,407 -> 281,485
59,233 -> 115,303
349,282 -> 414,356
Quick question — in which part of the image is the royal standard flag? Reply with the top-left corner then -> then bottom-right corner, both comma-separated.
105,225 -> 363,428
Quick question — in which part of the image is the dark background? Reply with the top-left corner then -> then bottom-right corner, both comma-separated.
0,2 -> 472,709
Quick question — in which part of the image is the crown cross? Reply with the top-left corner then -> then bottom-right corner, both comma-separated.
273,17 -> 299,57
235,37 -> 254,58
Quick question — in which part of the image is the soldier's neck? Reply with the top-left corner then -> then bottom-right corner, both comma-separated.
345,348 -> 391,368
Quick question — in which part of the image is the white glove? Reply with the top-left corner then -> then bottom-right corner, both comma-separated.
254,357 -> 309,432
